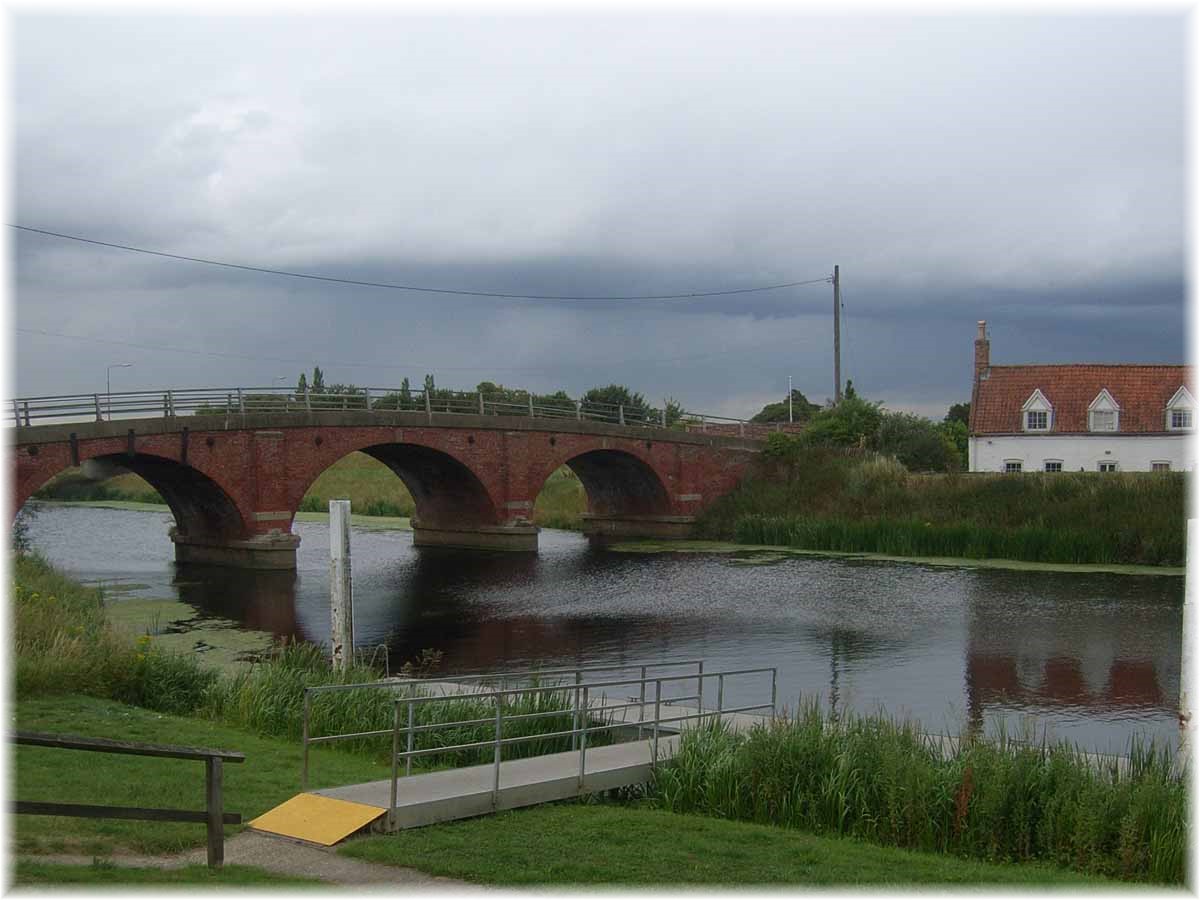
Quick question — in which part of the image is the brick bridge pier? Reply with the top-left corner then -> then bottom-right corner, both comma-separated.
12,410 -> 764,569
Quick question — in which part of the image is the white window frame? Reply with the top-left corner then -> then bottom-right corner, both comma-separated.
1097,461 -> 1118,473
1151,461 -> 1172,472
1043,460 -> 1063,473
1003,459 -> 1023,474
1021,389 -> 1052,433
1087,388 -> 1120,433
1166,386 -> 1194,432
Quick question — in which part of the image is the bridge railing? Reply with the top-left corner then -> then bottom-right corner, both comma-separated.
7,386 -> 790,436
299,662 -> 777,829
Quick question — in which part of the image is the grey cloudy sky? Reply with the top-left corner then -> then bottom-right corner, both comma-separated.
10,12 -> 1186,419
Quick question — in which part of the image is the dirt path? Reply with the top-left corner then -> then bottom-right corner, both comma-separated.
18,829 -> 480,888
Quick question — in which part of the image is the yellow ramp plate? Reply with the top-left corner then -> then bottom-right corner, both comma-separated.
249,793 -> 385,846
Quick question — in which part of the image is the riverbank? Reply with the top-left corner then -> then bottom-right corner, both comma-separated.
696,444 -> 1186,568
13,556 -> 1165,886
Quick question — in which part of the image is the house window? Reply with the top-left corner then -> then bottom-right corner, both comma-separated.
1025,410 -> 1048,431
1152,461 -> 1171,472
1090,410 -> 1116,432
1171,409 -> 1192,430
1004,460 -> 1023,474
1043,461 -> 1062,473
1098,461 -> 1118,473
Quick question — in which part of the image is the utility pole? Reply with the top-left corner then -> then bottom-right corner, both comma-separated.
833,265 -> 842,404
788,375 -> 793,423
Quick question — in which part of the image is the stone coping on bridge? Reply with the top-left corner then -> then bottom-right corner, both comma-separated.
12,410 -> 768,451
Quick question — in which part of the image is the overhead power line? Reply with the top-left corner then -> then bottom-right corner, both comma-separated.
10,224 -> 833,301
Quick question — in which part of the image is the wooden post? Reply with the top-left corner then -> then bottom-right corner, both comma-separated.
205,756 -> 224,867
528,395 -> 535,418
618,405 -> 625,426
94,394 -> 103,422
479,392 -> 485,415
576,400 -> 582,421
425,390 -> 433,423
22,401 -> 31,427
237,388 -> 245,414
329,500 -> 354,672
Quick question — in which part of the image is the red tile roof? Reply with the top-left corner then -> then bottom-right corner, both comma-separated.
970,364 -> 1192,435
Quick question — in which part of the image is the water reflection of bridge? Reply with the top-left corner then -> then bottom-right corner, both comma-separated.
964,574 -> 1181,734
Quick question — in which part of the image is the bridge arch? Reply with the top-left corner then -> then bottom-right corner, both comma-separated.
554,448 -> 672,519
16,451 -> 248,544
296,442 -> 501,530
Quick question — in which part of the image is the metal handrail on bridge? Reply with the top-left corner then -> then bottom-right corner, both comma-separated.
299,662 -> 777,831
300,659 -> 709,789
7,385 -> 801,438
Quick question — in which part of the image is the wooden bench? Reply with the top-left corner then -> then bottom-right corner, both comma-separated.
12,731 -> 245,867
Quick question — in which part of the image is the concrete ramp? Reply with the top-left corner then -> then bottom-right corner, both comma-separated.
249,793 -> 385,846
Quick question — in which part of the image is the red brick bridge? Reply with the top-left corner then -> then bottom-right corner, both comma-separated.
12,393 -> 780,568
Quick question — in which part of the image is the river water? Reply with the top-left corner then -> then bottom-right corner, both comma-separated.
26,502 -> 1184,755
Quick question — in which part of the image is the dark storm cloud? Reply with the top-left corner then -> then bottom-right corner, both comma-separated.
10,13 -> 1185,420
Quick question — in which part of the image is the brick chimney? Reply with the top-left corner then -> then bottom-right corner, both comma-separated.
974,320 -> 989,381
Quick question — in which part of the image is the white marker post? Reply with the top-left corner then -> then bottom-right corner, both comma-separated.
330,499 -> 354,672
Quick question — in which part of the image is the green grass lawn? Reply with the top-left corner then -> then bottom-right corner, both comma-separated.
339,804 -> 1114,887
14,695 -> 394,856
12,860 -> 322,886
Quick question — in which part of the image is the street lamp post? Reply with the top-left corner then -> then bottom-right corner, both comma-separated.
106,363 -> 133,421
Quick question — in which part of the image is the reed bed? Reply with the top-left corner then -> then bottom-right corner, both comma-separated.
205,642 -> 611,766
699,447 -> 1185,566
653,701 -> 1185,884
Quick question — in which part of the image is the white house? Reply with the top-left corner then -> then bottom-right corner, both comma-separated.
967,321 -> 1194,473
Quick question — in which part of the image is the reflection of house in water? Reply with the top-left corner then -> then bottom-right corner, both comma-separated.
964,577 -> 1180,733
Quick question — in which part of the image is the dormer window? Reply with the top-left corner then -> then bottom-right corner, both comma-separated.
1021,389 -> 1052,432
1166,386 -> 1194,432
1088,389 -> 1120,433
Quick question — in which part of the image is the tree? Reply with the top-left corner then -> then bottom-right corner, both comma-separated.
804,395 -> 883,448
582,384 -> 653,423
877,411 -> 961,472
751,389 -> 821,424
939,419 -> 969,470
945,402 -> 970,427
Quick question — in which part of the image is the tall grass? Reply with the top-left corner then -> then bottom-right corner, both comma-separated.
699,446 -> 1185,566
653,701 -> 1185,884
14,554 -> 217,714
203,641 -> 607,766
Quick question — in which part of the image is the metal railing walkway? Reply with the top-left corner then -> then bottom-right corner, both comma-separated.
7,384 -> 802,438
251,661 -> 776,842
